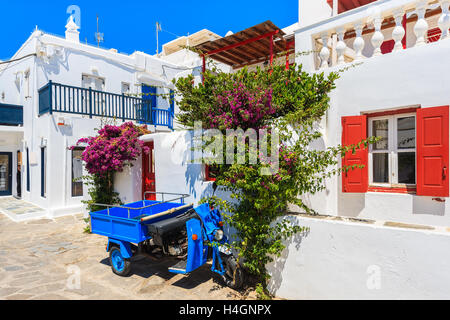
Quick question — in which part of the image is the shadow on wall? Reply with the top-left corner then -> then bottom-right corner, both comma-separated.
412,196 -> 445,216
183,131 -> 202,199
266,215 -> 310,296
338,193 -> 366,218
338,193 -> 446,220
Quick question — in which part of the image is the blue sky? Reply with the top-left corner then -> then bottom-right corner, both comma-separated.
0,0 -> 298,59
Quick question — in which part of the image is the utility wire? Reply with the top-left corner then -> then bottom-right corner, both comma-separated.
161,28 -> 182,39
0,53 -> 37,65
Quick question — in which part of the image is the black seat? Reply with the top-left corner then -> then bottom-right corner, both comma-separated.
147,211 -> 197,237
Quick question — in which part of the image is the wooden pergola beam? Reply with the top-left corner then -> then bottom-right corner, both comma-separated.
205,29 -> 280,56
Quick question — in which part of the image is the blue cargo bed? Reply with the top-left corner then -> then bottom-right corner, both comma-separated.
90,200 -> 192,244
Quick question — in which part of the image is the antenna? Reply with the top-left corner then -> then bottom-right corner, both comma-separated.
95,15 -> 104,47
156,22 -> 162,56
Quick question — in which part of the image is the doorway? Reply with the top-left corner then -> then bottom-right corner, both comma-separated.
142,141 -> 156,200
141,85 -> 156,124
17,151 -> 21,198
0,152 -> 13,196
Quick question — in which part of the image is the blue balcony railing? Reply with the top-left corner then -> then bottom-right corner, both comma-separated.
0,103 -> 23,126
38,81 -> 174,129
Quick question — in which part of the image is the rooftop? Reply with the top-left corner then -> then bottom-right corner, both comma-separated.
194,20 -> 291,69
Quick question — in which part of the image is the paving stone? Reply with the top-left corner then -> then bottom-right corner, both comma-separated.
0,210 -> 248,300
12,271 -> 43,279
32,293 -> 69,300
3,266 -> 24,272
0,287 -> 21,297
20,283 -> 65,295
137,276 -> 167,294
4,293 -> 34,300
8,277 -> 41,287
26,219 -> 54,225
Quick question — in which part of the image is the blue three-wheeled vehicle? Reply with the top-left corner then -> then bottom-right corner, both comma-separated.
89,192 -> 244,289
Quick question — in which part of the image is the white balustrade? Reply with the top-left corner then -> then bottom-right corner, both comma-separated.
319,33 -> 331,69
438,0 -> 450,40
371,16 -> 385,57
311,0 -> 447,70
414,0 -> 429,46
353,21 -> 365,60
392,8 -> 406,52
336,27 -> 347,64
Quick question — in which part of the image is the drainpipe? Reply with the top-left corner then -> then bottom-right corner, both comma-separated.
331,0 -> 339,66
332,0 -> 338,16
62,135 -> 68,208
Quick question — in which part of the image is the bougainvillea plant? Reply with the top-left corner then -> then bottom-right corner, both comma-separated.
175,61 -> 376,298
72,122 -> 150,213
208,82 -> 275,130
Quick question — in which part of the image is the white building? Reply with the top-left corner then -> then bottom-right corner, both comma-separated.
296,0 -> 450,227
118,0 -> 450,299
0,16 -> 197,220
273,0 -> 450,300
2,0 -> 450,299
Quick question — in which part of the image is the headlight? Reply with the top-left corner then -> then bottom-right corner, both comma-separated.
214,229 -> 224,241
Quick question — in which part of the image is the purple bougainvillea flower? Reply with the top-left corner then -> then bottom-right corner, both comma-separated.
74,122 -> 150,175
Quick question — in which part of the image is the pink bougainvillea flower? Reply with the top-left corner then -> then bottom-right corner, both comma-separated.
73,122 -> 150,176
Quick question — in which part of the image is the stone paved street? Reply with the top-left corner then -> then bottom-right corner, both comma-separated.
0,213 -> 249,300
0,197 -> 46,222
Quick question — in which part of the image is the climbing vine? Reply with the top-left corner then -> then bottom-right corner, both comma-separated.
73,122 -> 150,214
174,60 -> 376,297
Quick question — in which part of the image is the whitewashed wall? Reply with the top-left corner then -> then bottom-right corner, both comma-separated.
115,130 -> 236,209
267,216 -> 450,299
298,0 -> 333,28
295,16 -> 450,227
0,29 -> 184,218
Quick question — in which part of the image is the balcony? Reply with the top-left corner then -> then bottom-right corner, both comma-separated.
38,81 -> 174,129
0,103 -> 23,126
299,0 -> 450,71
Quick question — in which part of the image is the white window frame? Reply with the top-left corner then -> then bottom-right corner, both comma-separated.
368,113 -> 416,187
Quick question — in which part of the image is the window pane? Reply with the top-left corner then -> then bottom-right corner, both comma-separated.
0,155 -> 10,192
373,153 -> 389,183
72,149 -> 84,197
397,117 -> 415,149
398,152 -> 416,184
373,120 -> 389,150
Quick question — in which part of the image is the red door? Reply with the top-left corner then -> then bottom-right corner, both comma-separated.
142,141 -> 156,200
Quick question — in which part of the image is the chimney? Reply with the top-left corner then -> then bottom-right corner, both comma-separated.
65,15 -> 80,43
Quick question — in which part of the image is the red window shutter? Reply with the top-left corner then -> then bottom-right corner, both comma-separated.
417,106 -> 449,197
342,115 -> 368,193
204,165 -> 217,182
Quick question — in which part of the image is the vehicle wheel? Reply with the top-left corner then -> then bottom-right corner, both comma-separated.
109,247 -> 132,277
221,254 -> 244,290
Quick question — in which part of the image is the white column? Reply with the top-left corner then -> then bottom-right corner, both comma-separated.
414,0 -> 429,46
319,33 -> 330,69
331,34 -> 338,66
371,15 -> 385,56
392,9 -> 405,52
353,21 -> 365,60
336,27 -> 347,65
438,0 -> 450,40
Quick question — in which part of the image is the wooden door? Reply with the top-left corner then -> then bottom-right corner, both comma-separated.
142,141 -> 156,200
